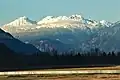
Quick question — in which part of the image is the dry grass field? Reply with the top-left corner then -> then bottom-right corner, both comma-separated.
1,66 -> 120,80
0,74 -> 120,80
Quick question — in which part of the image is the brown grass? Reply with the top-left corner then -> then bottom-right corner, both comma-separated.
1,74 -> 120,80
1,66 -> 120,80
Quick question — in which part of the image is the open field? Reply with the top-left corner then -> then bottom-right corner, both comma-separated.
1,66 -> 120,75
1,66 -> 120,80
0,74 -> 120,80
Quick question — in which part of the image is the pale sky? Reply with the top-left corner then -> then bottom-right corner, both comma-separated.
0,0 -> 120,24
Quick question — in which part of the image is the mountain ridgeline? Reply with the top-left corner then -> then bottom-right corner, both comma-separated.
0,29 -> 40,54
1,14 -> 120,53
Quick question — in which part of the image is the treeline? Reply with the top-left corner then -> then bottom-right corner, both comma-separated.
1,44 -> 120,71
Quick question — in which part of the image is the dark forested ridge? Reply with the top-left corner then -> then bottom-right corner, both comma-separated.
0,43 -> 120,71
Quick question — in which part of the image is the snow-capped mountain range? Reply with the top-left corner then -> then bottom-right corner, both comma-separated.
1,14 -> 120,53
2,14 -> 112,31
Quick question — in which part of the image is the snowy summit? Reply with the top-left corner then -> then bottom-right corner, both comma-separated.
4,16 -> 36,27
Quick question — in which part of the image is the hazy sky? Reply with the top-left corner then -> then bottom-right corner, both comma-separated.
0,0 -> 120,24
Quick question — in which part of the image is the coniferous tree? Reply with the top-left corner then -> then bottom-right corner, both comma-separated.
108,52 -> 112,56
111,51 -> 116,56
102,52 -> 107,56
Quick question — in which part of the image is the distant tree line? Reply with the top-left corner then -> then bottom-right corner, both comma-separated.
0,43 -> 120,71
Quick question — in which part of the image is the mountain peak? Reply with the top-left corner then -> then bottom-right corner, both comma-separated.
4,16 -> 36,27
69,14 -> 83,20
37,14 -> 85,25
18,16 -> 29,20
100,20 -> 112,27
